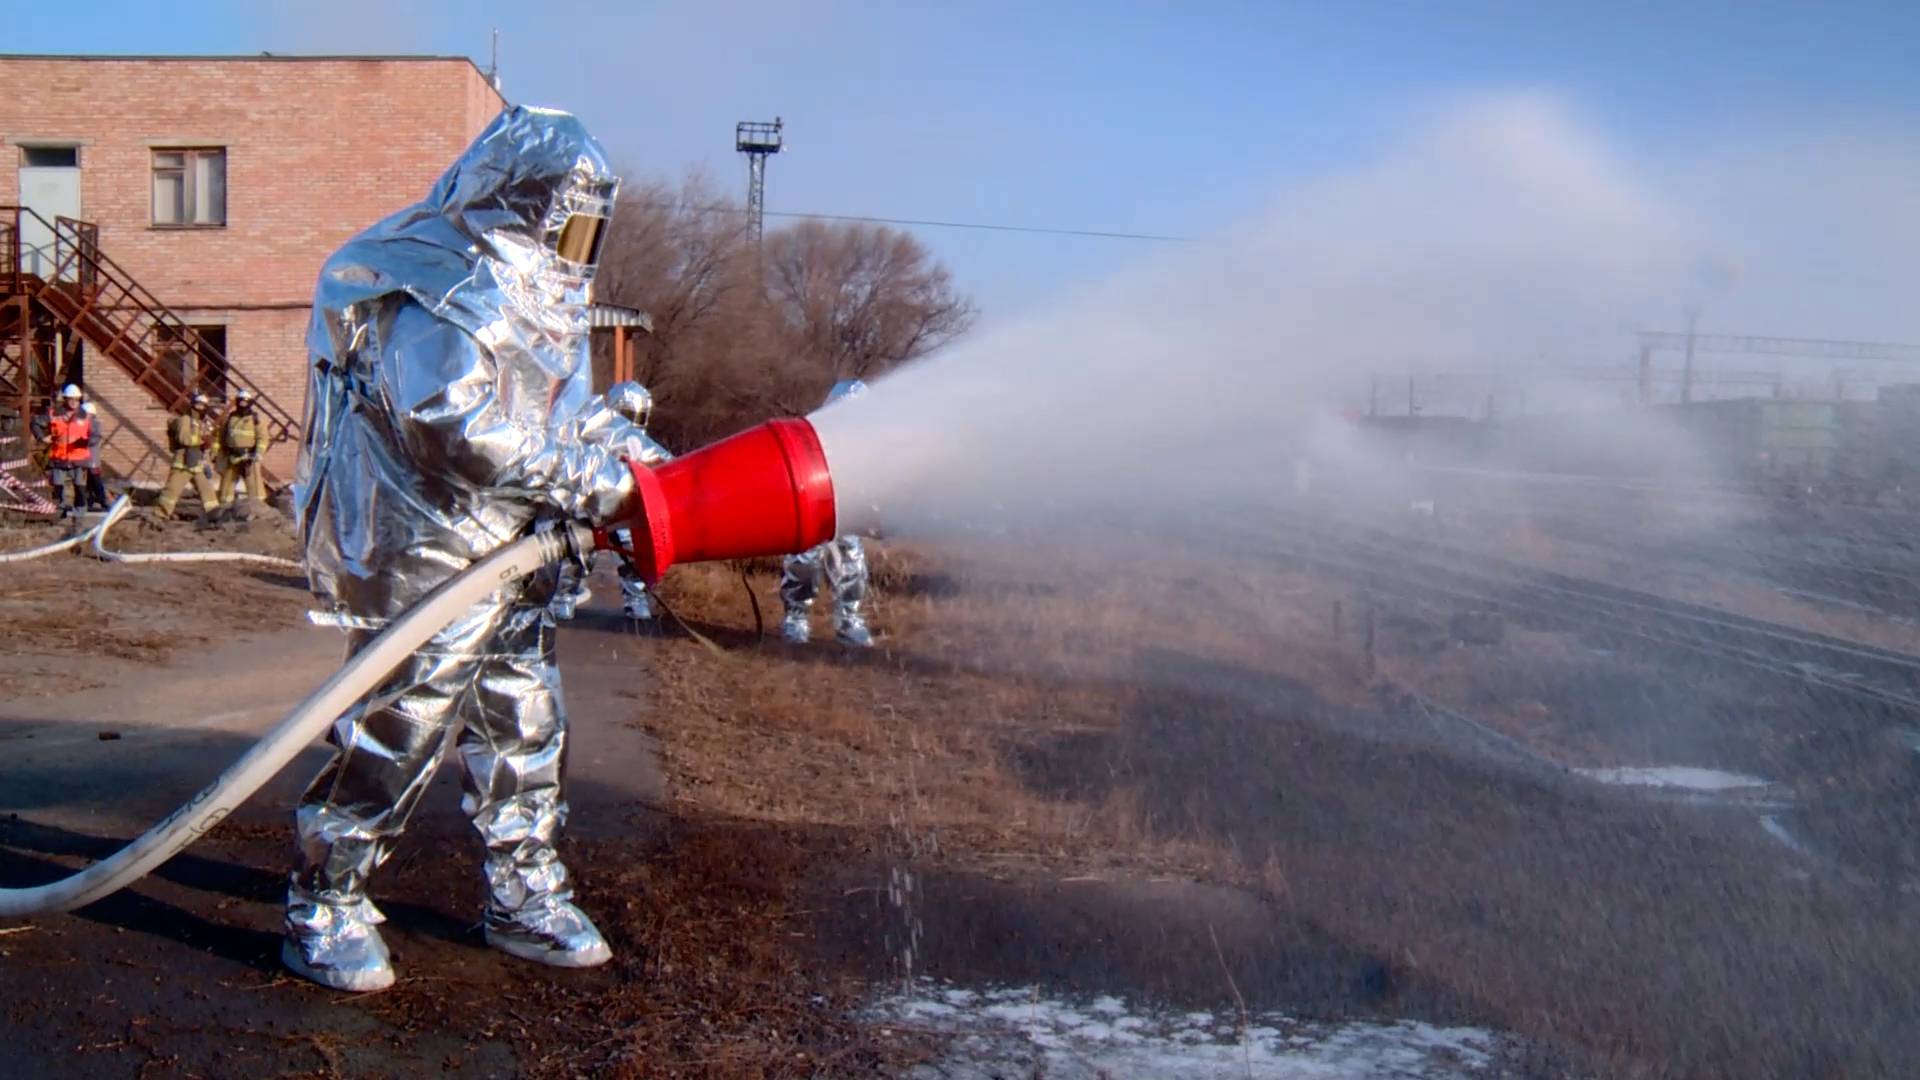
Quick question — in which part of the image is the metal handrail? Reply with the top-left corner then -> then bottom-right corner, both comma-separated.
4,205 -> 299,449
0,207 -> 18,295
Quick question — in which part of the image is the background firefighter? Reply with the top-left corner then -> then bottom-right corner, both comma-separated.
217,387 -> 267,512
30,385 -> 92,517
780,378 -> 876,646
288,105 -> 648,993
78,396 -> 109,511
155,392 -> 220,520
608,381 -> 672,620
547,380 -> 672,623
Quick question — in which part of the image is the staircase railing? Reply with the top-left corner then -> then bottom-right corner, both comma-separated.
0,207 -> 18,296
0,206 -> 301,478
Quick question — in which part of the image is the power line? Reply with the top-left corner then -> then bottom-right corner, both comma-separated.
761,209 -> 1193,243
637,199 -> 1192,243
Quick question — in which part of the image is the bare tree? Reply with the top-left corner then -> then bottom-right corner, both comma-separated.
596,172 -> 757,383
762,220 -> 975,396
594,177 -> 974,448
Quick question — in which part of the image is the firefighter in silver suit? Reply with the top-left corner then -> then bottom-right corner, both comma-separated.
780,379 -> 875,646
604,381 -> 671,620
288,106 -> 649,992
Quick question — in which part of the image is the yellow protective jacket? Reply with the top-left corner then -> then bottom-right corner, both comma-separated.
167,411 -> 213,470
222,411 -> 264,459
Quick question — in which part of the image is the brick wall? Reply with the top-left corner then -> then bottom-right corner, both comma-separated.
81,308 -> 307,480
0,56 -> 506,482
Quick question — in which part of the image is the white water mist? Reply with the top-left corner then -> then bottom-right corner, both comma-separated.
812,93 -> 1917,539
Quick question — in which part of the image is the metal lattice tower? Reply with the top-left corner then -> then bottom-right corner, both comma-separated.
735,118 -> 784,244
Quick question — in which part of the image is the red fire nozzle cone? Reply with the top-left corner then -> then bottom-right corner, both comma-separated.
597,417 -> 837,584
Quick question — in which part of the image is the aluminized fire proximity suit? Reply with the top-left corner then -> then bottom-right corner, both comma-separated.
780,379 -> 874,646
288,106 -> 647,993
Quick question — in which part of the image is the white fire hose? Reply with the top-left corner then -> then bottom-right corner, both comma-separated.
0,512 -> 114,564
0,495 -> 302,569
90,496 -> 302,570
0,523 -> 589,917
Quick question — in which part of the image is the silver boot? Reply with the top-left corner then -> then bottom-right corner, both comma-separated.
478,849 -> 612,968
779,546 -> 823,643
836,615 -> 874,648
826,536 -> 874,647
620,574 -> 656,621
283,888 -> 396,992
484,896 -> 613,968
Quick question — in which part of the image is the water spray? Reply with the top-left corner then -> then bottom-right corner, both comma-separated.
0,416 -> 840,918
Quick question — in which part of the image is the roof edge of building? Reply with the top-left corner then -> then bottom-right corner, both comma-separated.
0,52 -> 509,109
0,53 -> 483,63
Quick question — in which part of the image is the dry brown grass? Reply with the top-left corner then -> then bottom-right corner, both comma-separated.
635,534 -> 1920,1080
0,513 -> 310,698
1484,515 -> 1920,653
642,531 -> 1410,883
8,519 -> 1918,1078
340,820 -> 940,1080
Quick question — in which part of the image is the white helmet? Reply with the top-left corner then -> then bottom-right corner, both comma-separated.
606,381 -> 652,428
82,402 -> 96,416
235,387 -> 256,402
60,384 -> 82,400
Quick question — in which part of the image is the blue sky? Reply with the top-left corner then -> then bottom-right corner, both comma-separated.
10,1 -> 1920,324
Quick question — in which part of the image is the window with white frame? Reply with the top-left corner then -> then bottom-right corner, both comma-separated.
151,148 -> 226,227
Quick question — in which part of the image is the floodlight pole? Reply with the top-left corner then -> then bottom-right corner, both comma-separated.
735,118 -> 784,246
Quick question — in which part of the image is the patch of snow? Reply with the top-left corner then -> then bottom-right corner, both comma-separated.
1773,586 -> 1885,615
870,983 -> 1516,1079
1576,765 -> 1769,791
1760,814 -> 1814,858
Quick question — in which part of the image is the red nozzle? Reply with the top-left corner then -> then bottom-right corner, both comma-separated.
598,417 -> 837,583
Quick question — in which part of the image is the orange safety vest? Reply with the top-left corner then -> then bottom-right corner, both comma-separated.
47,410 -> 92,465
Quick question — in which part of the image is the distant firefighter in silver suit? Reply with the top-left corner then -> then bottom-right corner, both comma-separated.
606,381 -> 672,621
781,379 -> 875,646
288,106 -> 648,992
545,381 -> 670,623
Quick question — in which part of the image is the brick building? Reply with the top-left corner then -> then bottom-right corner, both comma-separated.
0,55 -> 508,483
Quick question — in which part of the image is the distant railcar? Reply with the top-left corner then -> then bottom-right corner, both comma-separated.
1351,388 -> 1920,507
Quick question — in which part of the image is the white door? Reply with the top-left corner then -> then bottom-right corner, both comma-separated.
18,146 -> 82,281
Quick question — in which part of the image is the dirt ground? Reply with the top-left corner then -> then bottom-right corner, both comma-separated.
2,510 -> 1919,1078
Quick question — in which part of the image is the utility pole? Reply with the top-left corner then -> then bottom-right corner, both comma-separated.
1681,306 -> 1700,406
735,118 -> 784,246
1637,345 -> 1653,406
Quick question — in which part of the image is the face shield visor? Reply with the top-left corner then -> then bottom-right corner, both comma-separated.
546,179 -> 617,276
555,212 -> 607,267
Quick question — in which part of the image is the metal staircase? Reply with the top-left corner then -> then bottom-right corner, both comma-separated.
0,205 -> 299,485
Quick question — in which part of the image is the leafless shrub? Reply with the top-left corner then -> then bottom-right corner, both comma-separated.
596,173 -> 974,450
